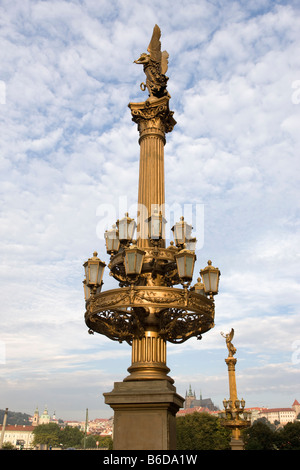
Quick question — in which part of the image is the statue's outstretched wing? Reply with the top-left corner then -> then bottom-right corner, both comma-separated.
147,24 -> 162,64
229,328 -> 234,341
161,50 -> 169,75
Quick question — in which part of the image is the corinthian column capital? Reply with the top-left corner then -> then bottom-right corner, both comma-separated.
128,96 -> 176,143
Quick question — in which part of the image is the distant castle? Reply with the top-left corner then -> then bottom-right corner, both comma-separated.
184,385 -> 219,411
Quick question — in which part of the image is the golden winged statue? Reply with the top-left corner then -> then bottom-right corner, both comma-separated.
134,24 -> 170,100
221,328 -> 237,357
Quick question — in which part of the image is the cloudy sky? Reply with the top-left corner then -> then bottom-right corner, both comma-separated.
1,0 -> 300,422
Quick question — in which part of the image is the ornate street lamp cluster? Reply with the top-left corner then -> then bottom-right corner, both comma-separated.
220,393 -> 251,448
86,213 -> 221,290
221,398 -> 251,422
83,211 -> 220,345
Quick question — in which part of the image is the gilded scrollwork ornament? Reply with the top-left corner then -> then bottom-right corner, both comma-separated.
158,308 -> 214,344
85,286 -> 215,345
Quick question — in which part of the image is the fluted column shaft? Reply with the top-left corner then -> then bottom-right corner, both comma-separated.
129,96 -> 176,249
125,328 -> 173,383
225,357 -> 238,405
138,129 -> 165,247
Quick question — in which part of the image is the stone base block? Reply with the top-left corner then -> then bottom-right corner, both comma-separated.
230,437 -> 245,450
104,380 -> 184,450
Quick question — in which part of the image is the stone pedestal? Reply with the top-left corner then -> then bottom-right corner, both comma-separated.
230,437 -> 245,450
104,380 -> 184,450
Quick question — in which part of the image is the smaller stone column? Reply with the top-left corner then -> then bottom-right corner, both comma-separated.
221,329 -> 250,450
225,357 -> 244,451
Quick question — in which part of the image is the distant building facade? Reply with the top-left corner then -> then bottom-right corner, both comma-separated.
88,417 -> 113,435
180,387 -> 300,427
0,425 -> 35,449
258,400 -> 300,425
184,385 -> 219,411
64,420 -> 86,431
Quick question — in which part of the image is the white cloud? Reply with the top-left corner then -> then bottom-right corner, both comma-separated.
0,0 -> 300,419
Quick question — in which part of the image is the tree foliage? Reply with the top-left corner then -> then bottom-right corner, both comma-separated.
2,441 -> 15,450
97,435 -> 113,449
32,423 -> 84,449
32,423 -> 62,448
32,423 -> 113,449
244,420 -> 277,450
176,412 -> 300,450
244,420 -> 300,450
60,425 -> 83,448
176,412 -> 231,450
83,434 -> 113,449
277,421 -> 300,450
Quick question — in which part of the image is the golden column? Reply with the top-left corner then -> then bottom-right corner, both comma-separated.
220,329 -> 251,450
129,96 -> 175,248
